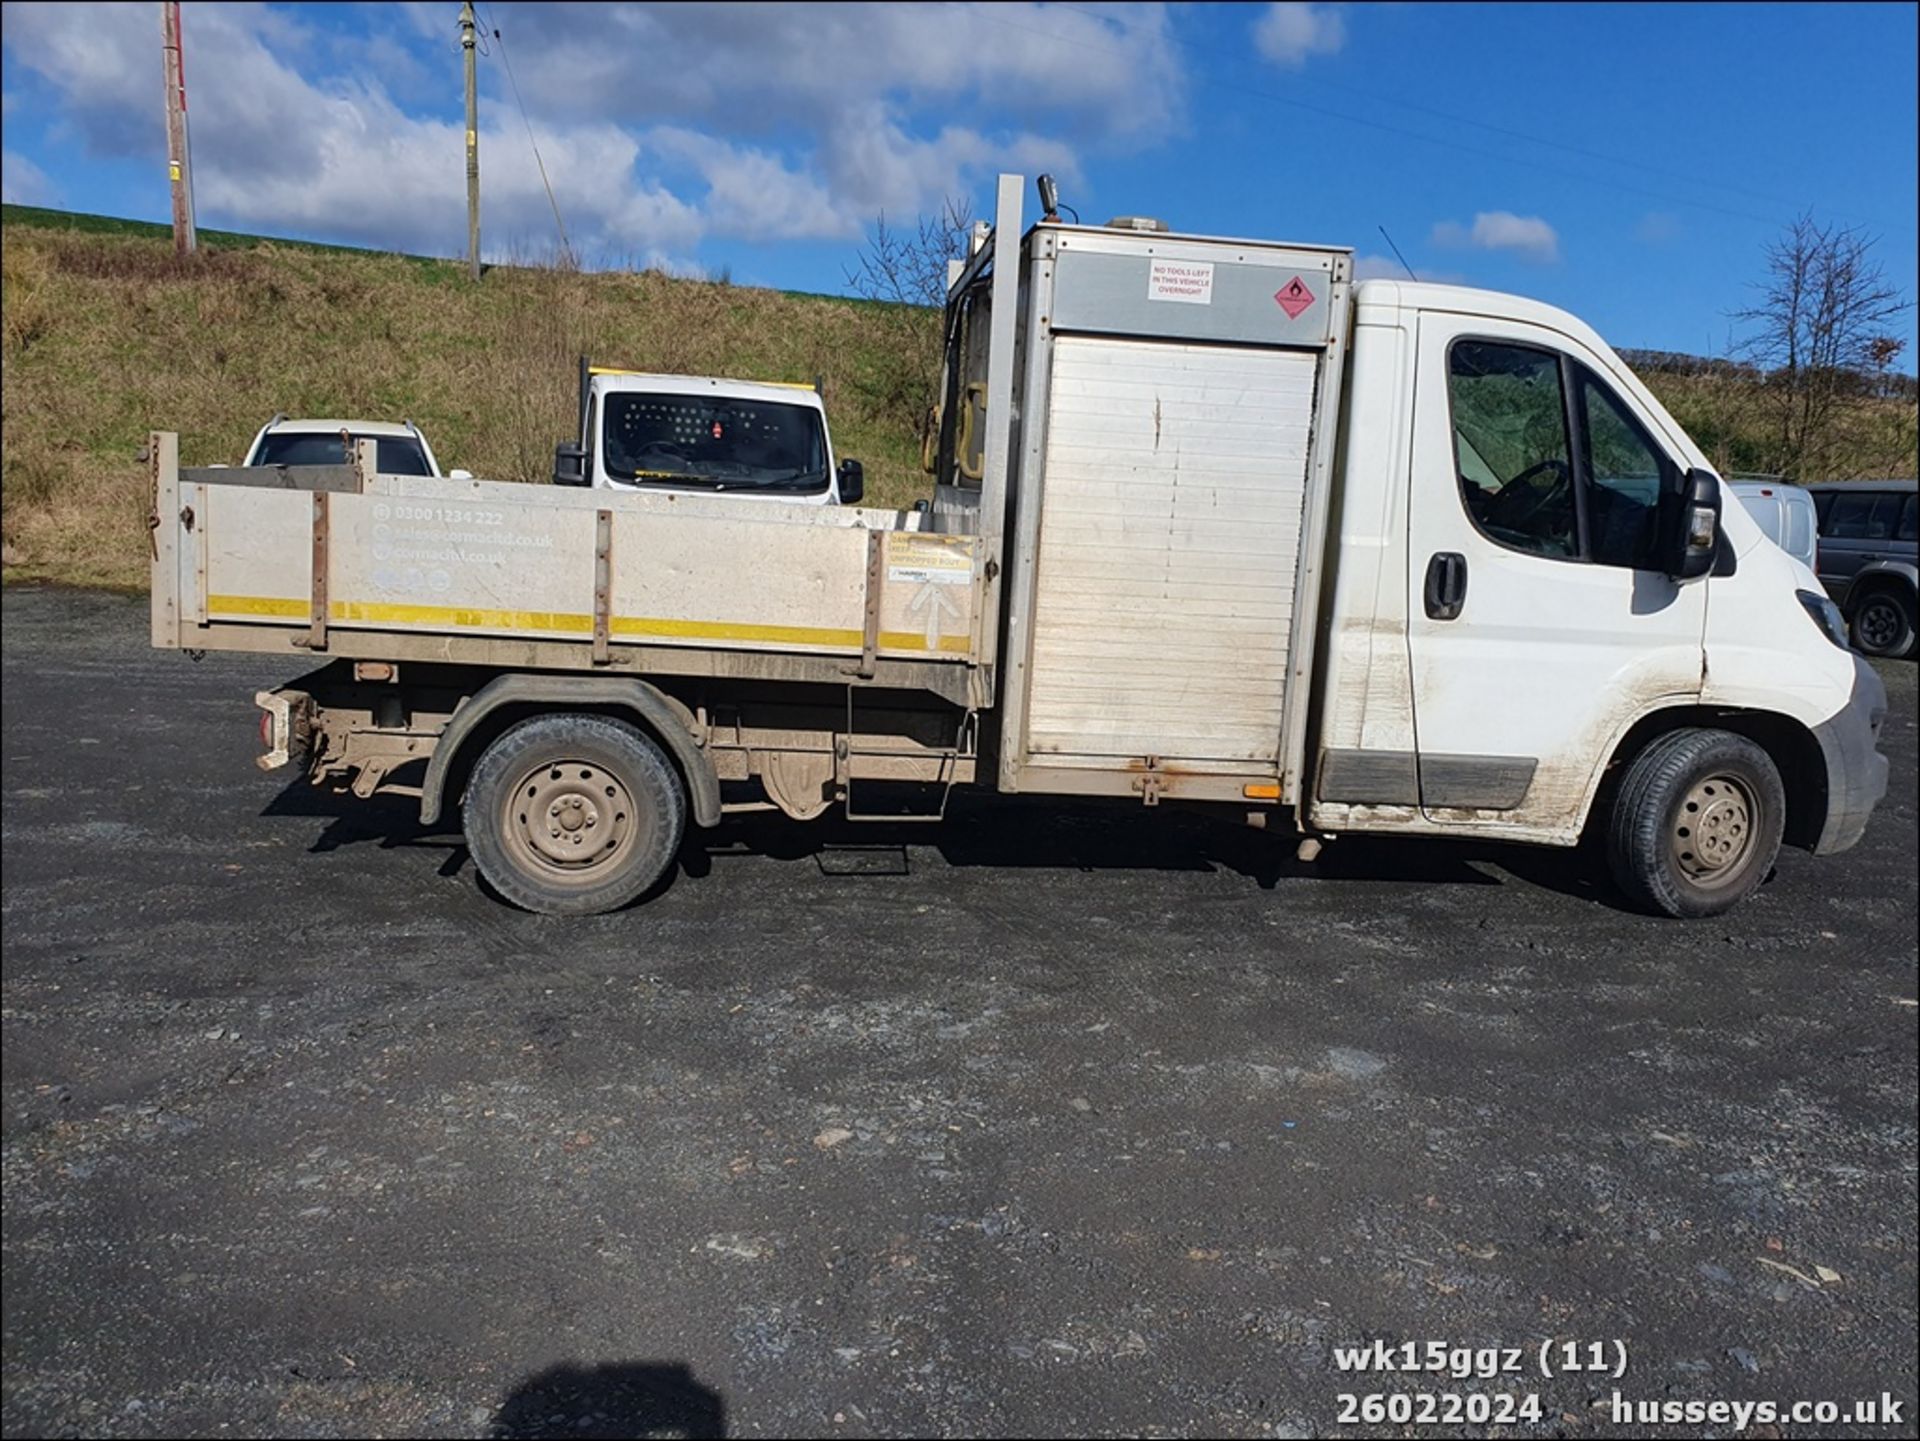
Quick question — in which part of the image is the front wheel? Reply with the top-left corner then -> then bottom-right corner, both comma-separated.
1850,588 -> 1916,659
1606,728 -> 1785,918
463,713 -> 686,915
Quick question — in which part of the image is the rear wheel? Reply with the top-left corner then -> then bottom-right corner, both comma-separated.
463,713 -> 686,915
1606,728 -> 1785,918
1850,587 -> 1915,658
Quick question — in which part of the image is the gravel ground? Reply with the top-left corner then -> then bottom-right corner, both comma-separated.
3,585 -> 1916,1439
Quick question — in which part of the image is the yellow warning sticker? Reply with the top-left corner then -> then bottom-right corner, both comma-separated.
887,533 -> 972,586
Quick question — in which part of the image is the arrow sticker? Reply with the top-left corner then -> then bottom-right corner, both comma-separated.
906,581 -> 962,649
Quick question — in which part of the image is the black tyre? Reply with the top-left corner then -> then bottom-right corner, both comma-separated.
463,713 -> 685,915
1849,587 -> 1916,659
1606,728 -> 1785,919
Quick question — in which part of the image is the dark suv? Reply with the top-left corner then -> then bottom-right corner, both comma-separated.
1808,480 -> 1918,658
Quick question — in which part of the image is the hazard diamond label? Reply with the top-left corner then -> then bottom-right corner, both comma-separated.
1274,275 -> 1316,319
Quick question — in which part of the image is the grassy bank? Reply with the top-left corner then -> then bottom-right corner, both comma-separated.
3,209 -> 1914,590
2,216 -> 932,588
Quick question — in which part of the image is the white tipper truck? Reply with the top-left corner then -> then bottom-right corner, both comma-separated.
149,175 -> 1889,917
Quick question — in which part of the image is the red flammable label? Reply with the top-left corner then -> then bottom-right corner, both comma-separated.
1274,276 -> 1316,319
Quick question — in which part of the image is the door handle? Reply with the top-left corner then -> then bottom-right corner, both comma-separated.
1424,552 -> 1467,620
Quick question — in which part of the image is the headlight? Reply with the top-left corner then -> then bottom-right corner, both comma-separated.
1796,589 -> 1849,650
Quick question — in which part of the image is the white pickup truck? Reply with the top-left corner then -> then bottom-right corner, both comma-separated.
149,175 -> 1888,918
552,361 -> 864,505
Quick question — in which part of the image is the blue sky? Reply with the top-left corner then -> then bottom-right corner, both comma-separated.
3,2 -> 1915,369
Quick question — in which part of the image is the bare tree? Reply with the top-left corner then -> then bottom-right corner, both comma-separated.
844,201 -> 975,448
1735,214 -> 1912,480
845,200 -> 975,309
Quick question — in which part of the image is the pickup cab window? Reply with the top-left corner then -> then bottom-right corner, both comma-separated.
1575,367 -> 1665,570
1448,340 -> 1577,558
602,394 -> 827,493
253,433 -> 434,476
1448,339 -> 1674,570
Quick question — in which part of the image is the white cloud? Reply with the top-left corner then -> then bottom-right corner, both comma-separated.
647,128 -> 848,243
1253,3 -> 1346,68
497,3 -> 1182,142
1431,211 -> 1560,264
1,148 -> 56,205
0,1 -> 1179,264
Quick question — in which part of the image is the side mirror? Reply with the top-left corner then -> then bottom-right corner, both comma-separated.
553,442 -> 588,487
448,468 -> 473,481
836,458 -> 865,506
1664,467 -> 1721,582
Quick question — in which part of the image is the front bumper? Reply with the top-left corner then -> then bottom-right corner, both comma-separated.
1810,656 -> 1890,855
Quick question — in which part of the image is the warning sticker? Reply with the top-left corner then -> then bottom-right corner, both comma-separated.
1274,275 -> 1316,319
1147,259 -> 1214,305
887,533 -> 972,586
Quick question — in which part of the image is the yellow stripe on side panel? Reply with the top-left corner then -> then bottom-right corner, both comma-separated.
207,595 -> 970,654
879,631 -> 973,654
208,594 -> 308,618
610,615 -> 858,648
333,600 -> 594,633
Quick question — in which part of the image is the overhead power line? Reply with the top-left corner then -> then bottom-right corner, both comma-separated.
482,5 -> 572,262
965,3 -> 1897,234
1039,0 -> 1816,218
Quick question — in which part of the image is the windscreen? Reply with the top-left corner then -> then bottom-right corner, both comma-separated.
254,433 -> 434,476
601,393 -> 827,493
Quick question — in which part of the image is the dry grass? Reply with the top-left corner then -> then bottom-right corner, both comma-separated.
4,220 -> 1914,591
1650,369 -> 1918,480
1,225 -> 935,588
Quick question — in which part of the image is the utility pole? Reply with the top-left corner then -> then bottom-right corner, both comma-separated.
160,0 -> 197,257
460,1 -> 480,281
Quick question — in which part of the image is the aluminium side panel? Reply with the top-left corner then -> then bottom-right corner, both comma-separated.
1023,336 -> 1320,764
997,225 -> 1350,796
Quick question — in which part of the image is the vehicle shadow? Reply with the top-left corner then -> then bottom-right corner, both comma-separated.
264,772 -> 1632,906
489,1361 -> 724,1439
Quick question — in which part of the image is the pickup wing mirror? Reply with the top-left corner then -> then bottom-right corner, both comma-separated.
836,458 -> 865,506
448,468 -> 473,481
553,442 -> 588,487
1664,467 -> 1721,582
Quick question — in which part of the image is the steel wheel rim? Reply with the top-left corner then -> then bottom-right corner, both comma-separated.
1671,772 -> 1758,886
503,759 -> 633,884
1857,599 -> 1900,650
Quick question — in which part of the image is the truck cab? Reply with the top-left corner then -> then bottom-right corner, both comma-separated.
552,364 -> 863,505
1310,279 -> 1887,891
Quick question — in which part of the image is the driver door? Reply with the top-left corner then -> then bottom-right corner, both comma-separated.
1404,310 -> 1707,836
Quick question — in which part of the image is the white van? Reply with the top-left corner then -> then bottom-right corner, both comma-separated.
1730,477 -> 1818,571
